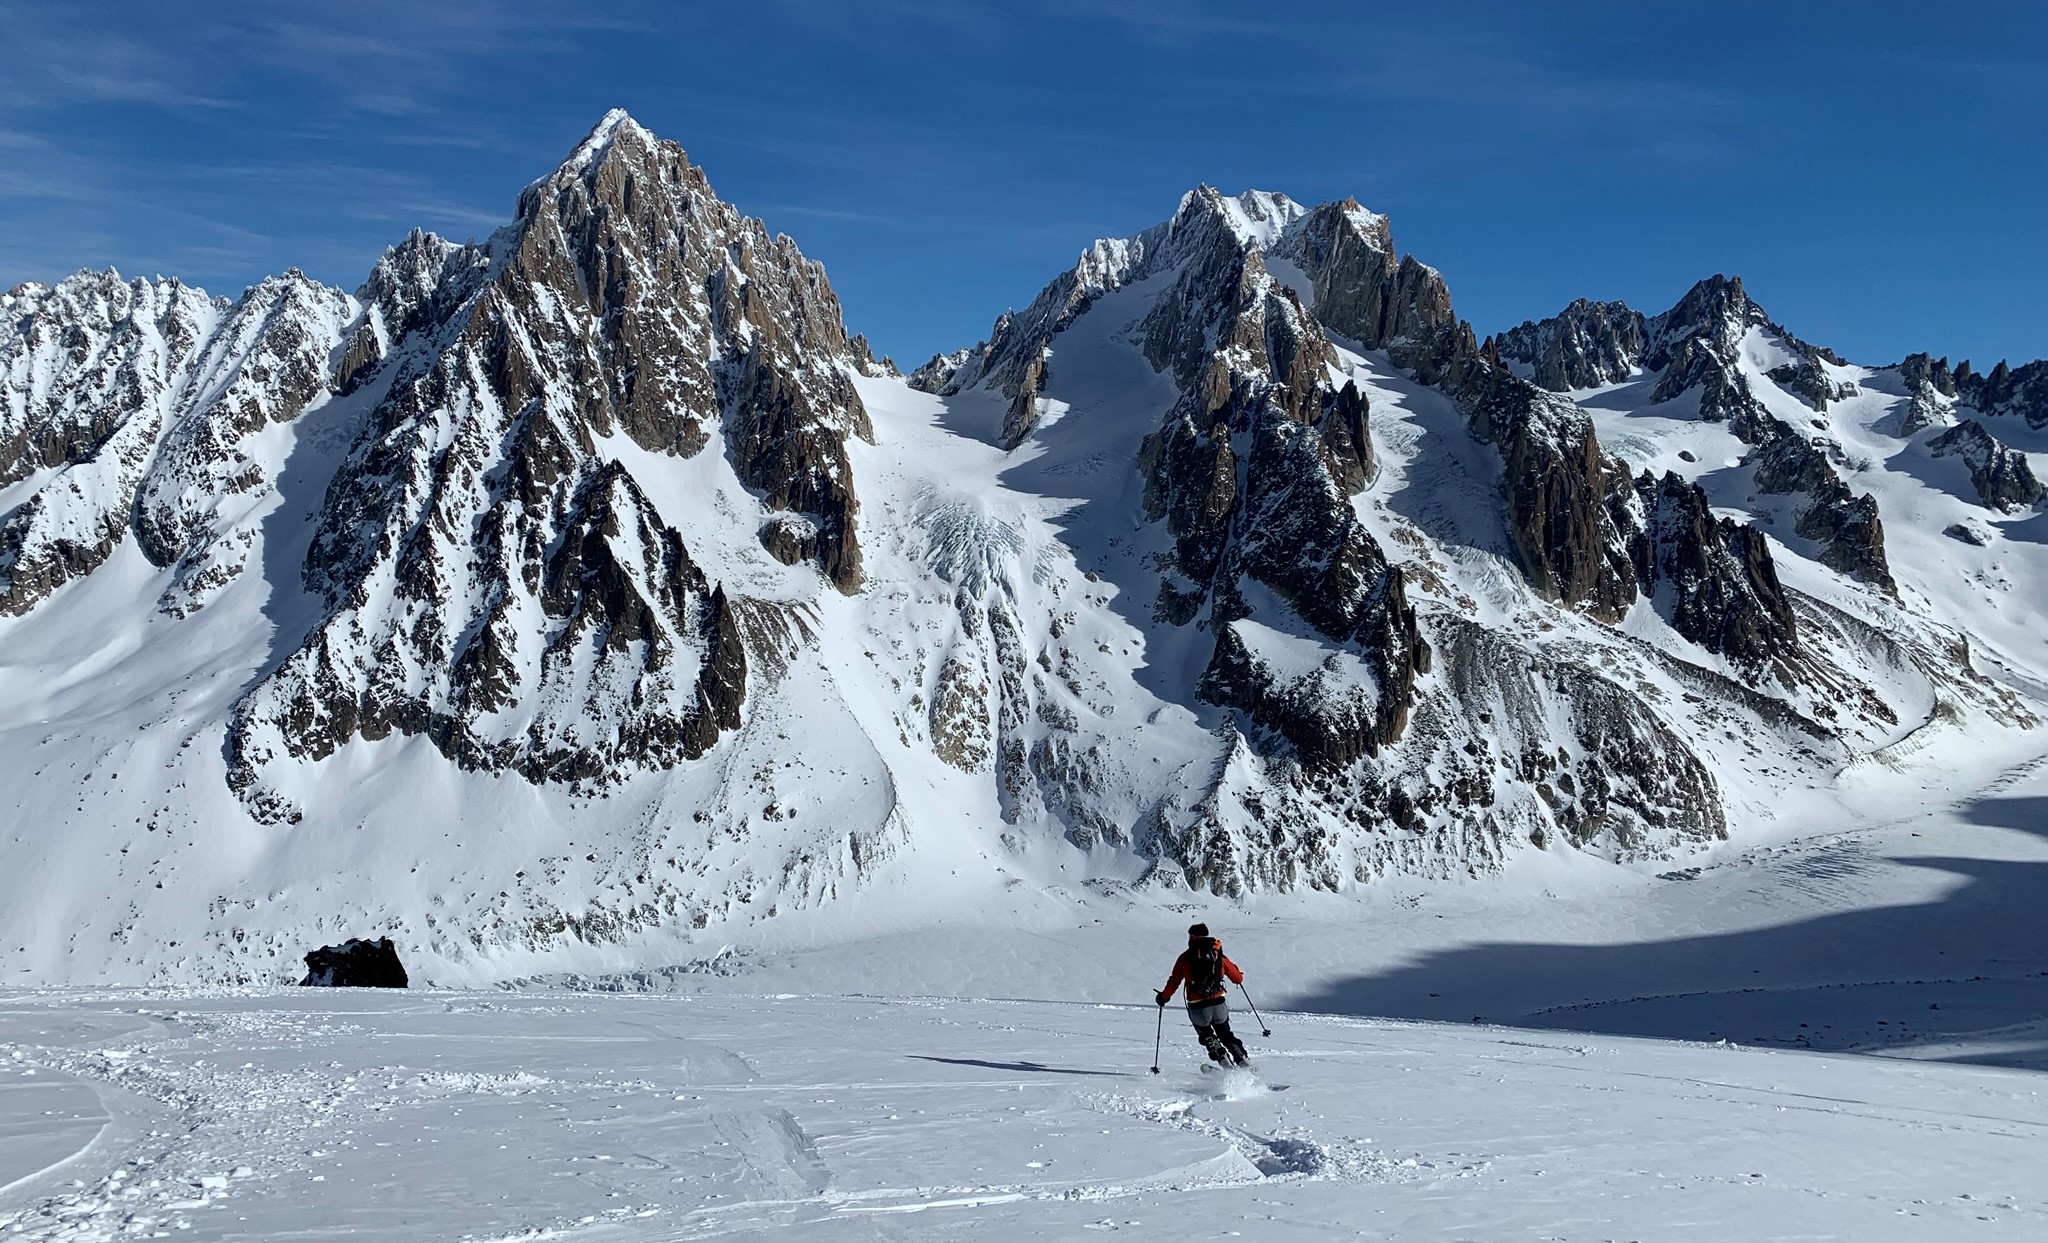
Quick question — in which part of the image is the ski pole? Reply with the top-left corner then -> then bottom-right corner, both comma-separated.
1150,1002 -> 1164,1074
1238,983 -> 1272,1037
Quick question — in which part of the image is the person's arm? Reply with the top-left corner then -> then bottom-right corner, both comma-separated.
1156,952 -> 1188,1004
1221,953 -> 1244,985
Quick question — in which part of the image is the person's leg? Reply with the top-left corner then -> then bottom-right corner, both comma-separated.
1215,1018 -> 1249,1064
1188,1000 -> 1230,1061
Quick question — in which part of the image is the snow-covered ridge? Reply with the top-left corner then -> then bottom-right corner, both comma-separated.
548,106 -> 658,181
1,268 -> 357,618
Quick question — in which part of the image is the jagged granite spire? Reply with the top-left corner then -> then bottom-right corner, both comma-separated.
226,112 -> 873,819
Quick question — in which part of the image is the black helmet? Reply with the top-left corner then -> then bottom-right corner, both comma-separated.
1187,922 -> 1209,939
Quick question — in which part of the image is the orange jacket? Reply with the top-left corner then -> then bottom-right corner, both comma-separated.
1158,939 -> 1243,1004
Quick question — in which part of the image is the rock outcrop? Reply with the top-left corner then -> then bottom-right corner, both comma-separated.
1462,374 -> 1641,620
1927,420 -> 2045,511
1955,357 -> 2048,429
1630,471 -> 1800,677
1495,298 -> 1645,390
301,937 -> 410,987
1890,352 -> 1960,436
1504,274 -> 1860,431
1273,198 -> 1456,360
909,223 -> 1162,446
1896,352 -> 2048,435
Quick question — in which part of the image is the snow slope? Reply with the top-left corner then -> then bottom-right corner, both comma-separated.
3,755 -> 2046,1240
8,989 -> 2042,1242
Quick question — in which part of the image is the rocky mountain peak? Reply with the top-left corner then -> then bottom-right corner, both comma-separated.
1949,356 -> 2048,430
1497,270 -> 1894,592
223,112 -> 878,819
1927,420 -> 2045,511
1646,273 -> 1766,360
1496,298 -> 1647,391
1168,186 -> 1307,250
554,107 -> 660,180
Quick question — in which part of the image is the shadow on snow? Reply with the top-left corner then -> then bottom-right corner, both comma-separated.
1279,796 -> 2048,1072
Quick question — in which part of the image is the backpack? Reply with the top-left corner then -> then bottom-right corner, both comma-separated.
1186,938 -> 1224,997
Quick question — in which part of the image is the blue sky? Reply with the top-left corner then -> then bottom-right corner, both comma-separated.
2,1 -> 2041,369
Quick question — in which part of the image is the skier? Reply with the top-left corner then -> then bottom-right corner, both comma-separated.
1155,923 -> 1250,1066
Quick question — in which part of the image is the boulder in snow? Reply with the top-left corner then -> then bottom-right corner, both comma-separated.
301,937 -> 410,988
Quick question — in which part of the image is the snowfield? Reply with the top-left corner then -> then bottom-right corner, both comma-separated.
6,990 -> 2042,1242
4,757 -> 2046,1241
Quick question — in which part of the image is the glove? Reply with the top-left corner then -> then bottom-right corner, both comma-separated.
1155,991 -> 1170,1007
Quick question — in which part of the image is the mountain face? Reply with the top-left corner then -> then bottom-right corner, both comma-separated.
3,115 -> 2045,985
226,113 -> 868,823
1,271 -> 355,617
1499,276 -> 1894,591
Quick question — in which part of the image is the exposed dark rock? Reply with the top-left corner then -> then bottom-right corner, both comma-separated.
1506,273 -> 1849,439
334,321 -> 383,395
1944,522 -> 1991,546
1275,199 -> 1456,359
137,274 -> 355,616
846,333 -> 898,378
1,275 -> 215,614
1492,274 -> 1899,597
1496,298 -> 1646,390
922,208 -> 1176,445
1200,388 -> 1428,766
1268,208 -> 1651,625
1903,352 -> 1958,398
1647,336 -> 1779,442
1927,420 -> 2045,511
1001,352 -> 1048,446
722,336 -> 865,592
1750,431 -> 1896,592
907,348 -> 971,394
1320,379 -> 1375,492
1955,356 -> 2048,429
1464,376 -> 1639,620
1421,618 -> 1728,851
1275,198 -> 1400,348
301,937 -> 409,987
1766,344 -> 1856,411
759,513 -> 821,565
0,270 -> 355,618
1889,352 -> 1958,436
1645,275 -> 1767,366
1631,471 -> 1800,676
1117,190 -> 1426,767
